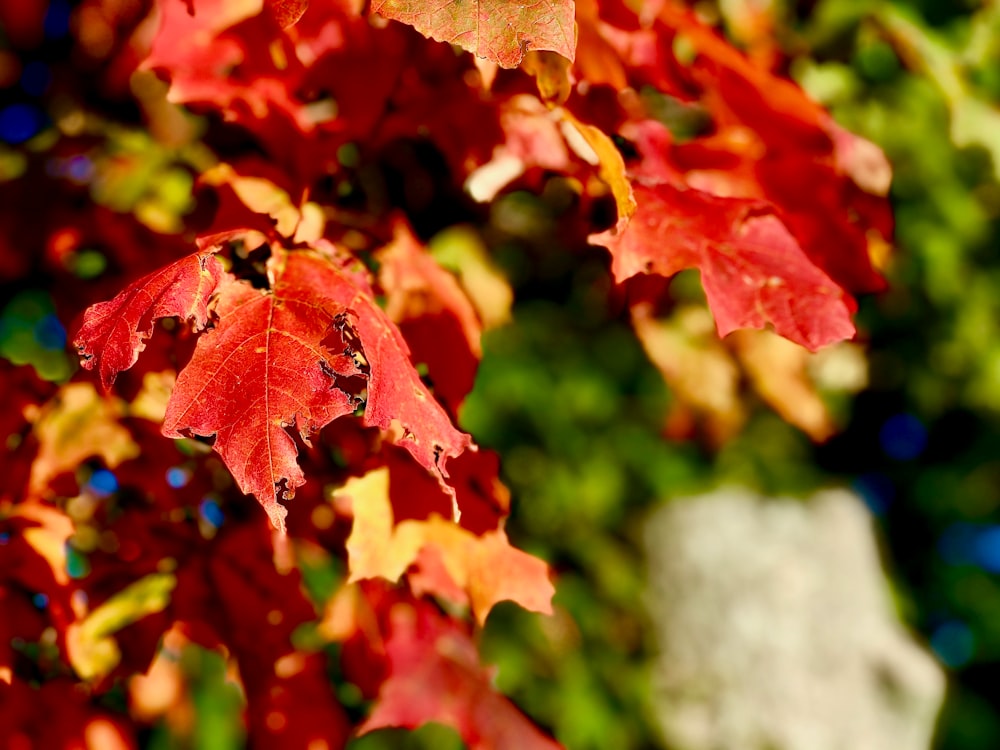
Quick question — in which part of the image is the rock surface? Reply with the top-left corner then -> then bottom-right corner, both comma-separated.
644,487 -> 945,750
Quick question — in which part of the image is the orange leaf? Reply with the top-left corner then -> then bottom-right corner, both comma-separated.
371,0 -> 577,69
343,467 -> 554,624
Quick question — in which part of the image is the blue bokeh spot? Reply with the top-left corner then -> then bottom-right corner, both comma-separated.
44,1 -> 72,38
88,469 -> 119,497
166,466 -> 191,489
0,103 -> 44,145
200,497 -> 225,529
973,526 -> 1000,573
66,155 -> 94,183
34,313 -> 66,350
879,413 -> 928,461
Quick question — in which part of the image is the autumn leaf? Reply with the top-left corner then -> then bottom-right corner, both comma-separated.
359,599 -> 563,749
28,382 -> 140,498
377,220 -> 483,414
370,0 -> 577,69
162,249 -> 361,531
312,240 -> 473,485
730,329 -> 836,442
593,184 -> 855,351
631,302 -> 744,445
653,4 -> 890,293
560,109 -> 636,223
66,573 -> 177,682
73,252 -> 227,390
342,465 -> 553,623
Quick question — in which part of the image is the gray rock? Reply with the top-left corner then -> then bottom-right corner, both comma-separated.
644,487 -> 945,750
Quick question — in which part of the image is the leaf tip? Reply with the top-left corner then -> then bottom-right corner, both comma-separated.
263,499 -> 289,534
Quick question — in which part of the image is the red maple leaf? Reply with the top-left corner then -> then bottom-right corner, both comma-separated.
376,220 -> 483,415
592,183 -> 855,351
72,252 -> 226,391
161,248 -> 361,531
356,592 -> 562,749
312,240 -> 473,488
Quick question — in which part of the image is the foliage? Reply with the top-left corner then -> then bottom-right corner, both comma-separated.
0,0 -> 901,748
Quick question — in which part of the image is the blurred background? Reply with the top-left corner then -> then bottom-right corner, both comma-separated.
4,0 -> 1000,747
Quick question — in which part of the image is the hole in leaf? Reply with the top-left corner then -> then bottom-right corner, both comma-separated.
228,240 -> 272,290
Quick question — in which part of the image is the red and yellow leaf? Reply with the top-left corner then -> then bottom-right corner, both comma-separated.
371,0 -> 577,69
342,466 -> 553,623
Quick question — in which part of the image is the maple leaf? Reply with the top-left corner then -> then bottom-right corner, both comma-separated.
593,184 -> 855,351
376,220 -> 483,414
341,465 -> 553,623
370,0 -> 577,69
73,252 -> 226,390
631,301 -> 744,445
312,240 -> 473,486
162,249 -> 361,531
359,599 -> 563,749
657,5 -> 890,293
730,329 -> 836,441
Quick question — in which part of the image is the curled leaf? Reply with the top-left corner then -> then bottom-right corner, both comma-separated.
73,252 -> 226,391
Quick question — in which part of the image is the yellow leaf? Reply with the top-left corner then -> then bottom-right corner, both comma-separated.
67,572 -> 177,681
561,109 -> 637,224
731,329 -> 837,442
523,50 -> 573,104
29,382 -> 139,498
342,467 -> 554,624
